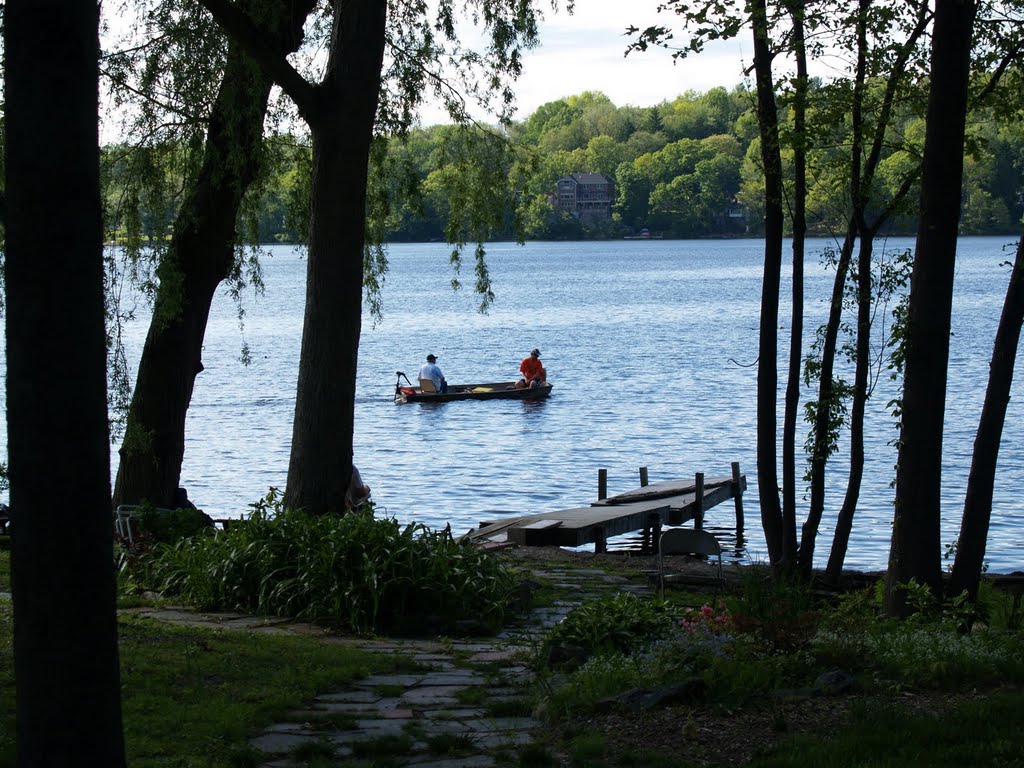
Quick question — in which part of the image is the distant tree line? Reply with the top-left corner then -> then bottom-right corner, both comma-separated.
105,84 -> 1024,243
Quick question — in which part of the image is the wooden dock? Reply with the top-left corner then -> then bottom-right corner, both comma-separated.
467,463 -> 746,553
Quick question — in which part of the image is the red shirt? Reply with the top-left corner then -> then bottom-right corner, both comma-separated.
520,356 -> 545,381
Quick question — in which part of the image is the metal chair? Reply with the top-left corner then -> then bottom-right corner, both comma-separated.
657,527 -> 724,598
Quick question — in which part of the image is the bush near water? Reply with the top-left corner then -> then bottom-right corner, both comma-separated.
118,490 -> 519,635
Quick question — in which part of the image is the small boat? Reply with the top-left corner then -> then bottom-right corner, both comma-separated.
394,371 -> 553,403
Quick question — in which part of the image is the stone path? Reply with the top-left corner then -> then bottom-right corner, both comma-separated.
130,561 -> 654,767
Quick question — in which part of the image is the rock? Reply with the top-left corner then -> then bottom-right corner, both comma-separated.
596,678 -> 708,713
544,641 -> 590,670
814,668 -> 857,695
771,687 -> 822,702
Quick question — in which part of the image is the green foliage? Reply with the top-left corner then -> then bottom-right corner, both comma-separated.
130,505 -> 214,545
136,490 -> 519,635
814,580 -> 1024,688
898,579 -> 979,629
537,592 -> 675,667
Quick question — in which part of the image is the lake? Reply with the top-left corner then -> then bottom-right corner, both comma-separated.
3,236 -> 1024,572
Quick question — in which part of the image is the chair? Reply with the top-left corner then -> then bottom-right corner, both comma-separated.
657,527 -> 724,598
419,378 -> 437,393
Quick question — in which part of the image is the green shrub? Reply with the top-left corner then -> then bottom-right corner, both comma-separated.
131,506 -> 215,544
137,491 -> 519,635
537,592 -> 675,668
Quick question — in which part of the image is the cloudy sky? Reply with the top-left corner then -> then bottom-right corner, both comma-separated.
419,0 -> 756,125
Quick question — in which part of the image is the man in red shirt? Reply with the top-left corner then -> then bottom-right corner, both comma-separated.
517,348 -> 546,389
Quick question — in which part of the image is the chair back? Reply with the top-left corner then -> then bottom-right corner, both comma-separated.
660,528 -> 722,557
657,527 -> 724,598
419,378 -> 437,393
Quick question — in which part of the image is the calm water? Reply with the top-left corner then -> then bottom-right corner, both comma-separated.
4,237 -> 1024,572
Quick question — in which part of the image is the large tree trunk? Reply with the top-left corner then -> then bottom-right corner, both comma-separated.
113,0 -> 314,510
283,0 -> 388,515
5,2 -> 126,764
886,0 -> 977,615
751,0 -> 786,567
949,232 -> 1024,600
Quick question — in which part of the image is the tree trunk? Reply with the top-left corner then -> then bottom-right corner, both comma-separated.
5,1 -> 126,763
949,232 -> 1024,600
803,1 -> 871,573
821,0 -> 930,581
112,0 -> 315,510
824,235 -> 874,581
783,0 -> 807,572
886,0 -> 977,615
751,0 -> 786,567
283,0 -> 388,515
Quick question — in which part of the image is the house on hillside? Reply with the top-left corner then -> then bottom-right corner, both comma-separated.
552,173 -> 614,221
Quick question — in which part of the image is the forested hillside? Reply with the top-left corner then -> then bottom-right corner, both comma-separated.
105,84 -> 1024,244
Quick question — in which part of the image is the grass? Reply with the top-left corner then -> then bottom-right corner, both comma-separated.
5,540 -> 1024,768
746,691 -> 1024,767
0,601 -> 417,768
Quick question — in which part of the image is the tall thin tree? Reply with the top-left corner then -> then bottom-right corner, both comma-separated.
949,231 -> 1024,599
750,0 -> 788,567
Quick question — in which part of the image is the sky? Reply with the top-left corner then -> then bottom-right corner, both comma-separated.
419,0 -> 756,126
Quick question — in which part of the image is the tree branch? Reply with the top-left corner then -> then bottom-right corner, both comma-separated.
975,42 -> 1024,104
193,0 -> 319,117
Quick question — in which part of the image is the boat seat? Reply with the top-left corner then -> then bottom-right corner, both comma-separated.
419,378 -> 437,393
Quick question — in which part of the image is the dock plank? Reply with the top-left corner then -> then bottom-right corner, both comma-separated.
597,476 -> 733,505
467,471 -> 746,551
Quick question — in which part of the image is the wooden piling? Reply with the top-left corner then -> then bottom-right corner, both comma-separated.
594,526 -> 607,553
598,468 -> 608,500
731,461 -> 745,533
639,466 -> 649,487
694,472 -> 705,530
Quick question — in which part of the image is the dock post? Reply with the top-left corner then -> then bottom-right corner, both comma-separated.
594,527 -> 607,554
639,466 -> 649,487
598,468 -> 608,501
694,472 -> 705,530
731,461 -> 745,534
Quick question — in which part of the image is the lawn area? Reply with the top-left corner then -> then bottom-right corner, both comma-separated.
0,600 -> 417,768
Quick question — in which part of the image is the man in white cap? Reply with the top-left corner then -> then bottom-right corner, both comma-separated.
418,353 -> 448,393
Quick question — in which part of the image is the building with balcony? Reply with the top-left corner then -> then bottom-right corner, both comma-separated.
552,173 -> 614,221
